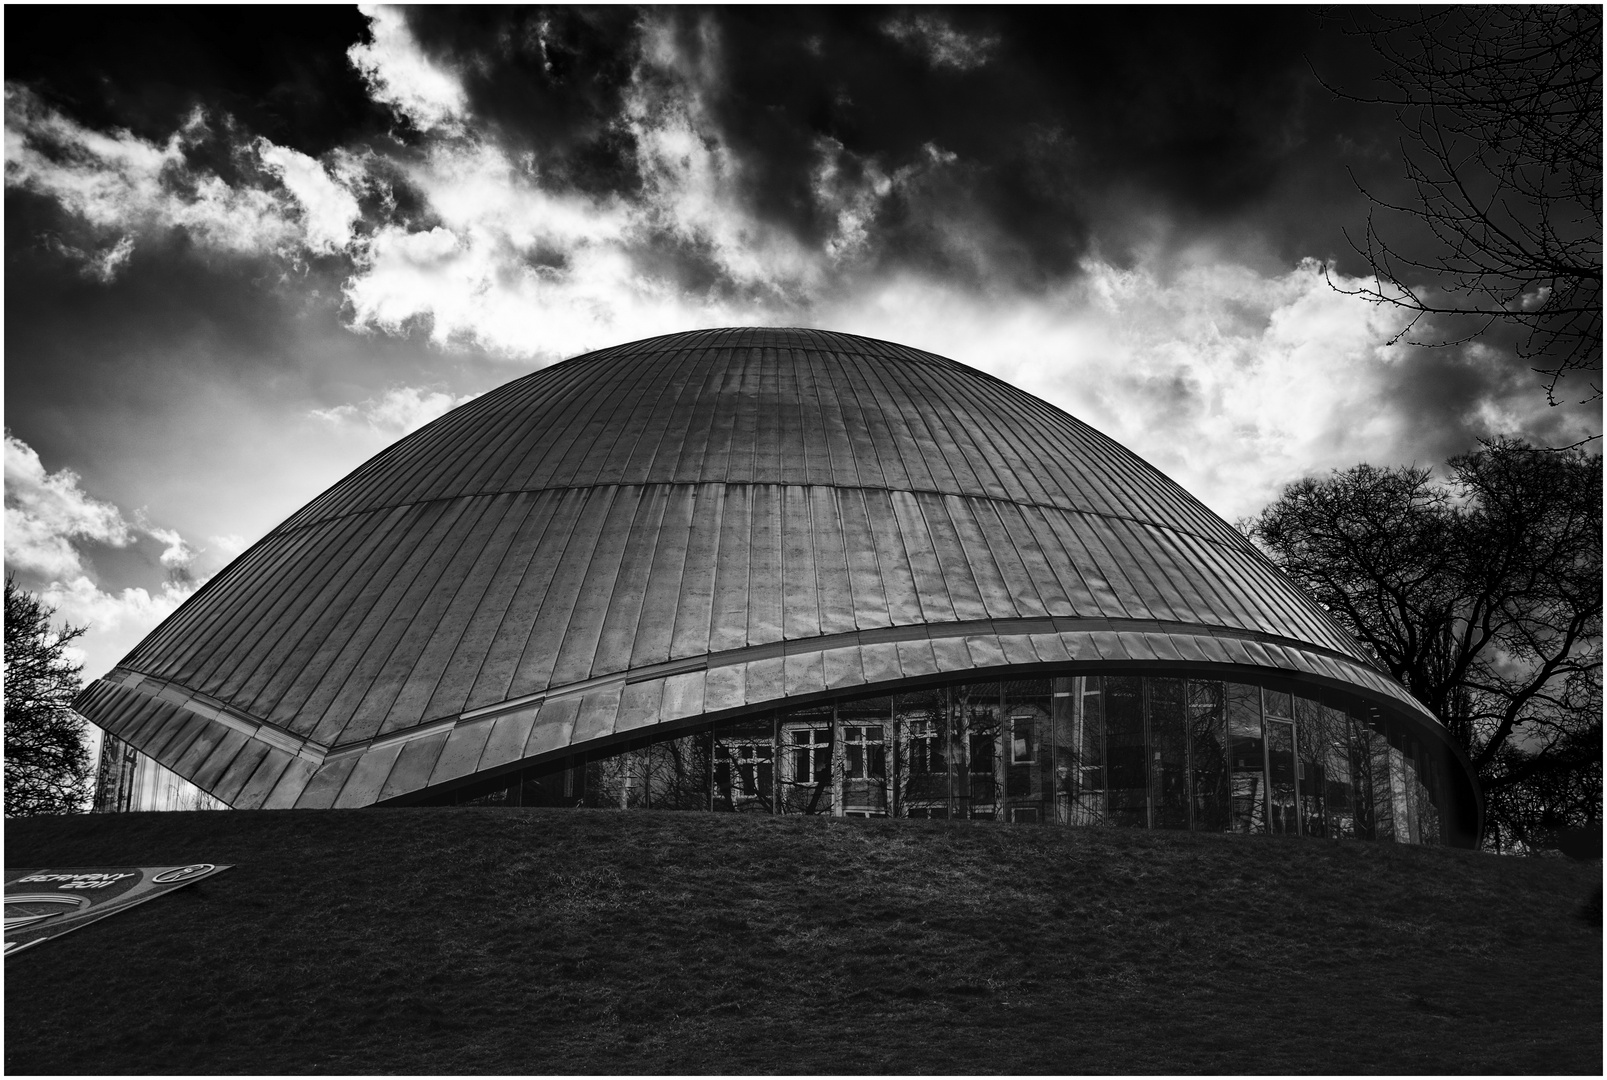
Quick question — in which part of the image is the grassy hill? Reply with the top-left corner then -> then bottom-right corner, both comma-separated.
5,808 -> 1600,1075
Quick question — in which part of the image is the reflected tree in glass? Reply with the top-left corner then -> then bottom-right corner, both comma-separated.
778,704 -> 833,814
714,716 -> 775,813
1187,680 -> 1229,831
1226,683 -> 1266,833
1390,735 -> 1420,843
1312,704 -> 1355,839
1265,718 -> 1299,836
643,729 -> 715,811
1051,676 -> 1106,826
1147,678 -> 1190,829
1294,696 -> 1327,838
1364,718 -> 1397,841
895,689 -> 951,818
1105,676 -> 1147,828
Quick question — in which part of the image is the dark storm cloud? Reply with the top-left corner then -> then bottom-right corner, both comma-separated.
377,6 -> 1364,289
4,5 -> 389,156
400,6 -> 645,192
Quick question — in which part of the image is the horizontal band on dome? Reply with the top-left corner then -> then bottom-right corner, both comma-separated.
451,613 -> 1395,726
262,481 -> 1254,554
91,616 -> 1435,782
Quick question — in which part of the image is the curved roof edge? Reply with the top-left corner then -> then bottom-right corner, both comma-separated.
81,617 -> 1480,842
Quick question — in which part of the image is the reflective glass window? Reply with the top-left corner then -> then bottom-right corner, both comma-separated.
1051,676 -> 1106,826
843,725 -> 887,778
1293,697 -> 1326,837
1187,681 -> 1229,831
839,696 -> 891,816
1004,679 -> 1051,819
1345,711 -> 1377,840
1312,704 -> 1354,839
1363,717 -> 1396,841
955,683 -> 1002,819
1265,718 -> 1299,835
1415,748 -> 1443,846
1390,735 -> 1419,843
1264,689 -> 1294,719
715,717 -> 775,813
583,744 -> 654,810
1226,682 -> 1266,833
1011,716 -> 1035,763
641,729 -> 714,811
779,704 -> 833,814
1105,675 -> 1147,828
584,732 -> 715,811
513,758 -> 582,808
1147,678 -> 1189,830
895,688 -> 951,817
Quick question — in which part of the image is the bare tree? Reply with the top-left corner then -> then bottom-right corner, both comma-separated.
1325,6 -> 1602,405
4,576 -> 94,817
1245,440 -> 1602,851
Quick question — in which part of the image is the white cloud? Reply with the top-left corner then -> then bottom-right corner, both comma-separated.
340,140 -> 680,358
311,385 -> 481,435
41,575 -> 200,681
142,525 -> 196,570
347,3 -> 467,132
44,234 -> 136,283
4,85 -> 368,275
882,15 -> 1000,70
4,434 -> 224,678
620,16 -> 820,295
4,433 -> 135,579
5,88 -> 301,263
256,142 -> 362,253
209,534 -> 249,560
812,256 -> 1582,523
339,13 -> 871,359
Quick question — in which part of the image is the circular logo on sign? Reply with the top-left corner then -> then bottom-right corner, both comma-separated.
5,893 -> 88,930
151,864 -> 215,884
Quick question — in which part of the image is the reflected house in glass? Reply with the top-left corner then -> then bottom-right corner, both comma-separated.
79,328 -> 1483,846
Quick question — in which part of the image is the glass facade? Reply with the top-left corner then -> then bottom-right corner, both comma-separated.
94,732 -> 229,812
423,673 -> 1459,846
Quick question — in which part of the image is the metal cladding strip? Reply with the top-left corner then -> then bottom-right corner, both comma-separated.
338,492 -> 521,745
454,487 -> 589,716
781,484 -> 823,640
628,483 -> 699,668
313,496 -> 503,747
77,673 -> 328,762
996,501 -> 1078,616
378,490 -> 546,734
1026,503 -> 1102,620
207,506 -> 408,715
210,740 -> 274,805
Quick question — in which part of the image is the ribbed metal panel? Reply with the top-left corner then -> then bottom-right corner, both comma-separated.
75,327 -> 1451,810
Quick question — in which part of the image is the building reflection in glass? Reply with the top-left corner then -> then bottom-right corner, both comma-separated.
433,673 -> 1456,847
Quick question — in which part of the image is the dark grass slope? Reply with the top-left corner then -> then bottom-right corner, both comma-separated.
6,809 -> 1601,1075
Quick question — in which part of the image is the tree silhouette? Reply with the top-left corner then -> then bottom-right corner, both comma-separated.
4,576 -> 94,817
1245,440 -> 1602,850
1325,6 -> 1602,405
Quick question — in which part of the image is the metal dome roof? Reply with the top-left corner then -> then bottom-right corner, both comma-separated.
75,327 -> 1445,810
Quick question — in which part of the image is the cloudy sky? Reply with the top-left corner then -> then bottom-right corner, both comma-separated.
5,5 -> 1599,682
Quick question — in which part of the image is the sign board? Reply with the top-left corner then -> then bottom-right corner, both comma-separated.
4,864 -> 231,958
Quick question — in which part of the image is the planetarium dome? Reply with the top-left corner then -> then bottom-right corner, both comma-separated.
82,327 -> 1481,846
